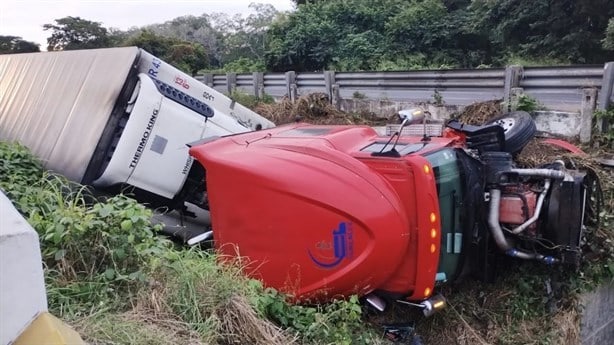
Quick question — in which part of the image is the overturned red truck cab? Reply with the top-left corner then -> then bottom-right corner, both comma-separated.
188,111 -> 598,314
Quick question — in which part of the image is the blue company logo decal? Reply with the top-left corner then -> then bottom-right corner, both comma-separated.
308,222 -> 354,269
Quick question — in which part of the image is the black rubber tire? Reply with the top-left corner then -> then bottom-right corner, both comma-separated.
484,111 -> 536,154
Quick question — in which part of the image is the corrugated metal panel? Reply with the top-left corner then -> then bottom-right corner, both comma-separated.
0,47 -> 139,181
336,68 -> 505,82
263,74 -> 285,86
236,74 -> 254,86
521,66 -> 604,112
211,75 -> 228,93
296,73 -> 326,96
263,74 -> 287,97
336,69 -> 505,104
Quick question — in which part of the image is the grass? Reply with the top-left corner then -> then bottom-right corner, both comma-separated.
74,311 -> 202,345
0,140 -> 382,345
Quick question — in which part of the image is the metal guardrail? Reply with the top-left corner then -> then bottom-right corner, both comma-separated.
335,69 -> 506,106
520,65 -> 605,111
196,63 -> 614,112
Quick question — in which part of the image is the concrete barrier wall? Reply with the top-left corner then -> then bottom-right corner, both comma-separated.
0,192 -> 48,345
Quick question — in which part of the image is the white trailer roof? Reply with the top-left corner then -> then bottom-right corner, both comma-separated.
0,47 -> 139,181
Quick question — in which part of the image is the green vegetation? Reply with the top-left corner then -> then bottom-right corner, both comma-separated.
0,141 -> 381,344
267,0 -> 614,71
43,16 -> 114,51
0,35 -> 40,54
223,57 -> 267,73
514,94 -> 542,112
432,90 -> 444,106
604,18 -> 614,50
594,107 -> 614,147
229,88 -> 275,109
3,1 -> 614,73
122,30 -> 208,75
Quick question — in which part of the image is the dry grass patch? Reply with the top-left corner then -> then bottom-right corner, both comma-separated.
254,93 -> 389,126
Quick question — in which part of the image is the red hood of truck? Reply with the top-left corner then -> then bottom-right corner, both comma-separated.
189,123 -> 445,301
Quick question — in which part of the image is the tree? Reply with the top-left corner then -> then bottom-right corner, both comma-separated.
384,0 -> 492,68
43,16 -> 112,51
135,15 -> 220,67
469,0 -> 614,64
123,30 -> 208,75
264,0 -> 474,71
266,0 -> 398,71
291,0 -> 318,5
0,36 -> 40,54
385,1 -> 451,57
213,4 -> 281,69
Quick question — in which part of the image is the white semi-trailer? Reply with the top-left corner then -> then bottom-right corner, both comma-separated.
0,47 -> 274,214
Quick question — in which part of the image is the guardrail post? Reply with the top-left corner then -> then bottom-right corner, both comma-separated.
253,72 -> 264,98
202,73 -> 213,87
285,71 -> 297,101
597,62 -> 614,132
332,84 -> 341,110
226,73 -> 237,95
580,88 -> 598,143
504,65 -> 523,112
324,71 -> 335,104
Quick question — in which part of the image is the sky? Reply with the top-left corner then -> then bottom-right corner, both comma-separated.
0,0 -> 295,50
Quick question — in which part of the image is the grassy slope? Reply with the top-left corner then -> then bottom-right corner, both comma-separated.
1,98 -> 611,344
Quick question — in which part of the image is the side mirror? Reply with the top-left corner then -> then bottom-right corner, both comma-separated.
398,108 -> 426,124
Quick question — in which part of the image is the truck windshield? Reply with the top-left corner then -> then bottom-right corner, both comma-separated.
424,148 -> 465,282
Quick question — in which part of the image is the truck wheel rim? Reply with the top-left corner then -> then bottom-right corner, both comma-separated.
493,118 -> 515,133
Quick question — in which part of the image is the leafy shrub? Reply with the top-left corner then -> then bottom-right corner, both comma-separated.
256,289 -> 375,345
1,141 -> 168,312
27,175 -> 168,311
594,107 -> 614,147
0,141 -> 44,207
223,57 -> 266,73
514,94 -> 541,112
502,93 -> 542,113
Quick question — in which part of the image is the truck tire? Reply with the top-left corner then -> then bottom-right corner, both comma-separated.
484,111 -> 536,154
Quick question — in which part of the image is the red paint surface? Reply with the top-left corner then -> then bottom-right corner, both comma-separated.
541,138 -> 585,155
499,189 -> 537,225
190,124 -> 450,301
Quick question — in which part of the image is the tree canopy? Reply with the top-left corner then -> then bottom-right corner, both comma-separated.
43,16 -> 114,51
0,36 -> 40,54
122,30 -> 208,75
266,0 -> 614,71
11,1 -> 613,73
470,0 -> 614,64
